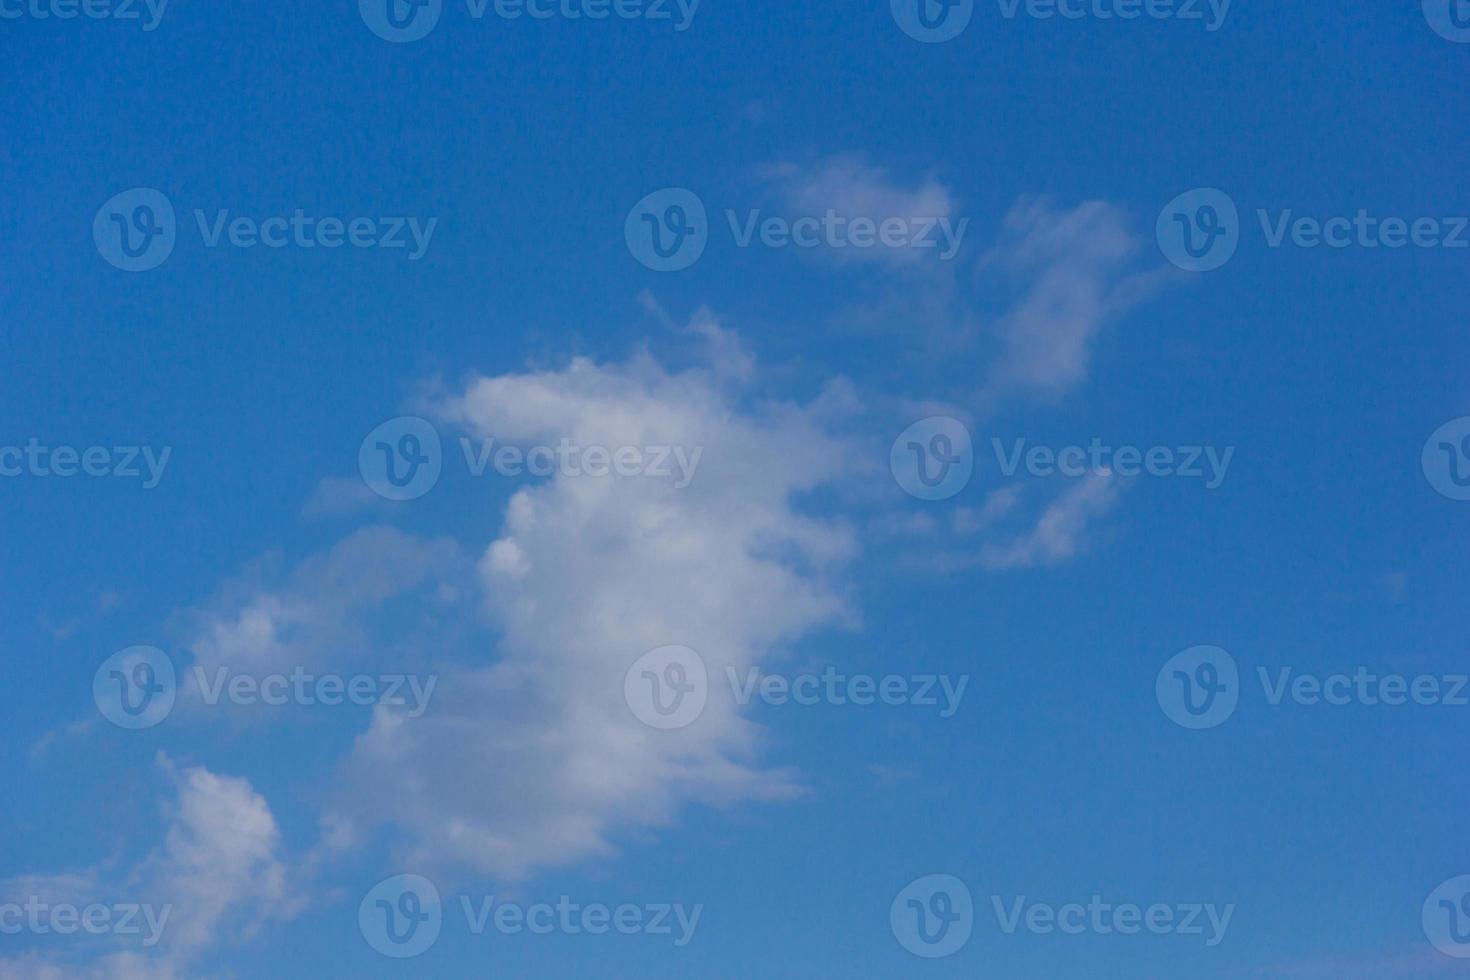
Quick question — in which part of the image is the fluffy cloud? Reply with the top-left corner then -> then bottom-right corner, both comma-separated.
0,759 -> 295,979
331,349 -> 861,879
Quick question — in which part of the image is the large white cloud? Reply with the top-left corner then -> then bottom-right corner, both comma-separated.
331,347 -> 862,879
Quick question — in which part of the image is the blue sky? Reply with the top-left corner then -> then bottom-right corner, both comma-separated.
2,0 -> 1469,977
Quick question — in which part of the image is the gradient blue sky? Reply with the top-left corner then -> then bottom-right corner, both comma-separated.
3,1 -> 1469,977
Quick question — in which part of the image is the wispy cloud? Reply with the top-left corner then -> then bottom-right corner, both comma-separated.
982,198 -> 1176,398
979,471 -> 1125,570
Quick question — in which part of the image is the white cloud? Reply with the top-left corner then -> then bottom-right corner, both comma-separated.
301,476 -> 388,519
979,472 -> 1124,570
983,198 -> 1174,397
0,758 -> 296,979
176,526 -> 465,715
758,155 -> 961,266
331,346 -> 861,879
953,485 -> 1024,534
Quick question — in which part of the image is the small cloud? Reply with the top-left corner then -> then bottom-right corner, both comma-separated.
301,476 -> 388,519
1378,571 -> 1409,603
979,472 -> 1124,571
0,757 -> 300,978
953,485 -> 1023,534
870,511 -> 940,538
757,155 -> 964,267
982,198 -> 1176,398
868,763 -> 917,789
